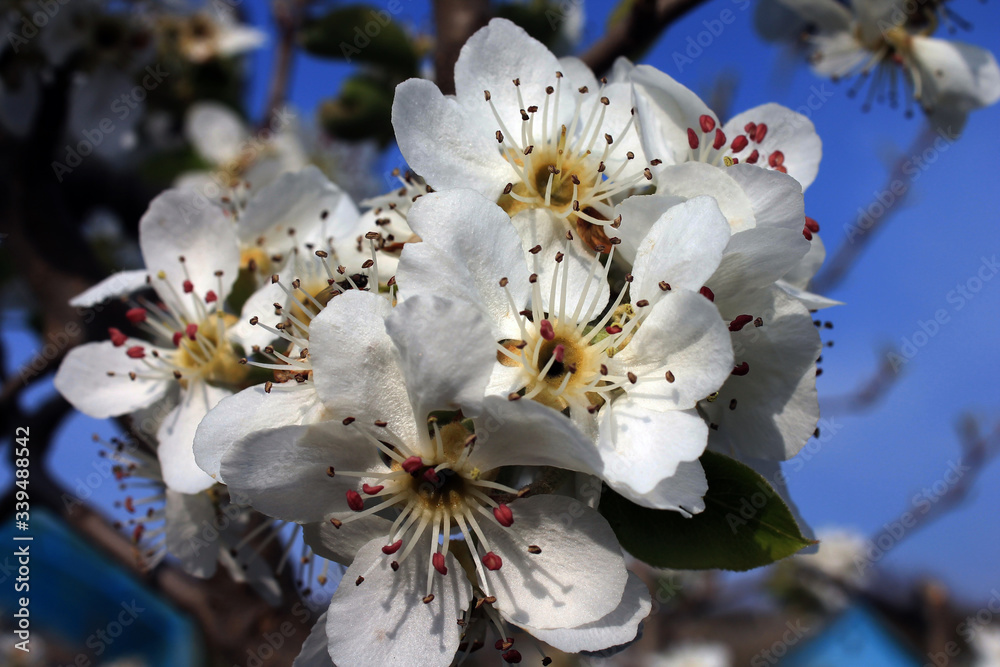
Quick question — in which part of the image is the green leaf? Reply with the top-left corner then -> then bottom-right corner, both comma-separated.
299,5 -> 419,77
319,75 -> 395,144
599,451 -> 814,571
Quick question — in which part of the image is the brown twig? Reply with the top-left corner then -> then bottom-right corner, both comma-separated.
432,0 -> 490,95
261,0 -> 307,129
580,0 -> 711,75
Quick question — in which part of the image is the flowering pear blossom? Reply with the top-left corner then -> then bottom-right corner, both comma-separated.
216,292 -> 647,665
156,10 -> 265,64
395,189 -> 735,512
392,18 -> 656,299
757,0 -> 1000,129
55,189 -> 253,493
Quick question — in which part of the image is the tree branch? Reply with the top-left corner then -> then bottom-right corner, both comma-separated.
432,0 -> 490,95
580,0 -> 710,75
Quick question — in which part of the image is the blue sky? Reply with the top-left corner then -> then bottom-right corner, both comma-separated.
3,0 -> 999,607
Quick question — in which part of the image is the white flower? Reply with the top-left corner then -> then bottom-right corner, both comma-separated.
55,189 -> 251,493
396,189 -> 735,512
760,0 -> 1000,129
158,10 -> 266,64
218,292 -> 648,665
797,527 -> 870,587
392,18 -> 654,298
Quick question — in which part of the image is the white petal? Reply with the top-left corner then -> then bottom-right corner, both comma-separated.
775,280 -> 842,310
238,166 -> 358,251
630,65 -> 715,166
228,278 -> 286,351
54,341 -> 170,419
516,571 -> 650,653
68,270 -> 149,307
158,382 -> 230,493
809,32 -> 867,78
292,611 -> 334,667
702,288 -> 821,460
912,36 -> 1000,112
612,193 -> 687,264
453,18 -> 563,124
139,189 -> 241,309
597,400 -> 708,500
610,290 -> 734,410
164,489 -> 218,578
464,396 -> 604,476
392,78 -> 514,199
185,102 -> 248,164
397,190 -> 531,339
557,56 -> 599,92
724,164 -> 806,231
630,195 -> 731,299
781,232 -> 826,289
303,516 -> 394,567
480,495 -> 627,629
385,295 -> 495,420
510,208 -> 610,322
641,459 -> 709,516
216,24 -> 268,56
325,537 -> 471,667
651,162 -> 757,234
708,228 -> 809,313
309,290 -> 418,446
724,104 -> 822,190
194,383 -> 329,483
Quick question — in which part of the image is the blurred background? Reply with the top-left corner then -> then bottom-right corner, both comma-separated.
1,0 -> 999,665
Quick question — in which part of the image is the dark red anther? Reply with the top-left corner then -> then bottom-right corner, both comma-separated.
805,217 -> 820,233
729,315 -> 754,332
185,323 -> 198,340
172,331 -> 183,347
205,290 -> 218,303
382,539 -> 402,555
744,122 -> 757,135
713,129 -> 726,150
108,328 -> 128,347
124,496 -> 135,513
132,524 -> 144,543
126,346 -> 146,359
768,150 -> 785,167
802,227 -> 813,241
605,324 -> 623,335
699,286 -> 715,302
699,114 -> 716,132
125,307 -> 147,324
493,503 -> 514,527
422,468 -> 440,485
539,319 -> 555,341
433,552 -> 448,575
553,344 -> 565,363
495,637 -> 515,650
362,483 -> 384,495
730,135 -> 749,152
687,128 -> 699,150
182,280 -> 194,294
402,456 -> 423,473
746,149 -> 760,164
502,649 -> 522,663
483,552 -> 503,571
732,362 -> 750,376
346,489 -> 365,511
754,123 -> 768,143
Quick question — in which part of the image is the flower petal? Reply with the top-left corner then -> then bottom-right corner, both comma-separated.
292,611 -> 333,667
164,489 -> 218,578
630,195 -> 732,299
139,189 -> 241,309
185,101 -> 247,164
724,164 -> 806,231
194,383 -> 329,483
597,400 -> 708,501
385,295 -> 496,420
54,341 -> 170,419
392,78 -> 514,200
481,494 -> 627,629
464,396 -> 604,476
303,516 -> 394,567
158,382 -> 231,493
69,270 -> 149,307
325,537 -> 471,667
515,571 -> 650,653
724,104 -> 822,190
708,228 -> 810,314
630,65 -> 715,166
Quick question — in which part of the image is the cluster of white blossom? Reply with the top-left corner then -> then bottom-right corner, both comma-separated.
55,18 -> 838,666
